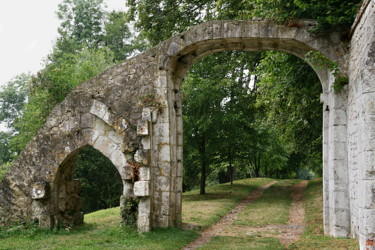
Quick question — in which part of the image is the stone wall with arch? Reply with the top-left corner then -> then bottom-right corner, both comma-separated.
0,1 -> 374,248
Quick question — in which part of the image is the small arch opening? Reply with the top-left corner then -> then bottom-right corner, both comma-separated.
53,145 -> 123,227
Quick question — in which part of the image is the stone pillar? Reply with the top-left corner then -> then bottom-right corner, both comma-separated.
151,69 -> 174,228
327,86 -> 351,237
358,91 -> 375,250
321,92 -> 331,234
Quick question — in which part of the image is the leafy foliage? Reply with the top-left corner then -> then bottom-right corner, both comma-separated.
56,0 -> 106,49
120,197 -> 139,226
254,51 -> 322,175
0,74 -> 29,129
127,0 -> 363,46
73,147 -> 123,213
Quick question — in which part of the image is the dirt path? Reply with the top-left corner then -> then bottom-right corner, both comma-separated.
217,180 -> 308,247
182,180 -> 278,250
281,179 -> 308,245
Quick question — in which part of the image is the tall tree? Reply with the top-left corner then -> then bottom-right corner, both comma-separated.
0,74 -> 29,130
56,0 -> 106,49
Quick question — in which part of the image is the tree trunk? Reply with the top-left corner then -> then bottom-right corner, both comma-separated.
199,136 -> 206,195
265,158 -> 268,177
253,154 -> 260,177
257,152 -> 261,177
229,156 -> 233,185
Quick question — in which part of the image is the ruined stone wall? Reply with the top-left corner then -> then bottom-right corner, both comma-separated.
347,0 -> 375,248
0,48 -> 160,227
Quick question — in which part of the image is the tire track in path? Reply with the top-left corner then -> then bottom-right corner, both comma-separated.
217,180 -> 308,248
182,180 -> 278,250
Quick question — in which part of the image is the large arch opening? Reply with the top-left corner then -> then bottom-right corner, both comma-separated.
178,49 -> 323,192
173,48 -> 324,229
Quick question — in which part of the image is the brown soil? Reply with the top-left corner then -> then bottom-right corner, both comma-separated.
182,180 -> 278,250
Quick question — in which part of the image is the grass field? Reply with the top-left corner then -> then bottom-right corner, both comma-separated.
0,178 -> 359,249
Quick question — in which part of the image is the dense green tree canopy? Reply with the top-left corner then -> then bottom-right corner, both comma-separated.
127,0 -> 362,45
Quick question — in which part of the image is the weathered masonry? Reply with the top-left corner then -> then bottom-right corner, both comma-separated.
0,1 -> 374,249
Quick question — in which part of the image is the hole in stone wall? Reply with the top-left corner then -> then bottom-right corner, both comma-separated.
73,146 -> 123,214
54,146 -> 124,228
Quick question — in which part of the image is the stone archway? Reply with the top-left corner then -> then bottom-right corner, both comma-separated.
157,20 -> 347,238
1,2 -> 374,248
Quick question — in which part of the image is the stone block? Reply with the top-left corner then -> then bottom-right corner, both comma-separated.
102,109 -> 115,125
137,120 -> 149,136
93,135 -> 118,158
90,100 -> 108,119
223,21 -> 242,38
359,208 -> 375,235
156,176 -> 171,192
80,113 -> 94,128
177,161 -> 183,177
361,152 -> 375,180
142,108 -> 152,121
176,145 -> 183,160
107,130 -> 123,144
134,149 -> 149,165
31,182 -> 49,200
38,215 -> 54,228
331,208 -> 351,237
141,137 -> 151,150
134,181 -> 150,197
331,93 -> 347,110
333,190 -> 350,209
139,167 -> 151,181
358,181 -> 375,209
31,200 -> 45,216
331,142 -> 347,161
112,118 -> 129,133
91,118 -> 106,143
360,93 -> 375,116
212,21 -> 223,39
110,149 -> 127,168
120,165 -> 133,181
138,198 -> 151,215
137,214 -> 151,232
122,181 -> 134,197
175,177 -> 183,193
331,110 -> 347,126
151,108 -> 159,123
361,69 -> 375,94
167,42 -> 182,56
158,144 -> 171,162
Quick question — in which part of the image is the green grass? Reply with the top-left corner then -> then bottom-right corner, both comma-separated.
200,236 -> 286,250
0,211 -> 197,250
0,178 -> 274,250
290,178 -> 359,249
234,179 -> 299,227
0,178 -> 360,249
182,178 -> 274,228
199,179 -> 299,250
